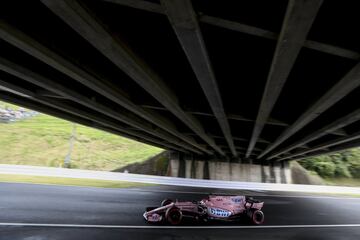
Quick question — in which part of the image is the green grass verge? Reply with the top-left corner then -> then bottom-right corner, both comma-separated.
0,101 -> 163,171
0,174 -> 153,188
324,177 -> 360,187
0,101 -> 23,110
306,191 -> 360,198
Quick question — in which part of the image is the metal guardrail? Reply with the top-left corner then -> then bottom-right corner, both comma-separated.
0,164 -> 359,195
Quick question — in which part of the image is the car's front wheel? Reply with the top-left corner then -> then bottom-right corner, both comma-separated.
165,207 -> 182,225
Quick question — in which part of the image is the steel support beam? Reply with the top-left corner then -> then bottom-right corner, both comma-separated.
0,20 -> 210,154
330,129 -> 348,137
267,108 -> 360,159
161,0 -> 237,156
278,130 -> 360,161
42,0 -> 224,156
0,79 -> 34,98
287,139 -> 360,161
222,135 -> 271,144
101,0 -> 359,61
199,16 -> 360,61
247,0 -> 323,157
199,15 -> 277,40
227,114 -> 288,127
36,89 -> 66,99
0,57 -> 203,154
298,145 -> 310,149
218,144 -> 262,151
184,132 -> 270,144
141,105 -> 288,126
103,0 -> 162,14
260,61 -> 360,159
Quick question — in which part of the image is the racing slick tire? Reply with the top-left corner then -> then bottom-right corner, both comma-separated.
250,210 -> 264,225
161,199 -> 173,206
165,207 -> 182,225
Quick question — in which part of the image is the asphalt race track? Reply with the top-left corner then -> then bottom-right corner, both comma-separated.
0,182 -> 359,240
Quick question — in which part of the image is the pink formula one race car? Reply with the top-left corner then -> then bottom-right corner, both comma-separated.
143,195 -> 264,225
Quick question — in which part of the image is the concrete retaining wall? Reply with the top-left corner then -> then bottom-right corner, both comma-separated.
167,154 -> 292,183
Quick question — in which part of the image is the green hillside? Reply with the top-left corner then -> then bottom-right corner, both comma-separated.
299,148 -> 360,186
0,101 -> 163,171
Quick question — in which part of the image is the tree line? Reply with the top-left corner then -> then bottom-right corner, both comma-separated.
299,148 -> 360,178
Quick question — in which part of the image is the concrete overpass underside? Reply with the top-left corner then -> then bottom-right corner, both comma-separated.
0,0 -> 359,163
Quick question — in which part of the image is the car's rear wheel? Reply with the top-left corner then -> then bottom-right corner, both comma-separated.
161,199 -> 173,206
165,207 -> 182,225
251,210 -> 264,225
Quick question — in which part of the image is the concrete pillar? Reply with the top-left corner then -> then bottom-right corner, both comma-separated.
208,161 -> 216,180
194,161 -> 204,179
283,161 -> 292,184
273,162 -> 282,183
250,164 -> 262,182
215,162 -> 231,181
178,155 -> 186,178
240,164 -> 250,181
269,163 -> 276,183
262,165 -> 271,183
185,160 -> 192,178
168,151 -> 180,177
203,161 -> 210,180
168,159 -> 179,177
184,154 -> 193,178
168,156 -> 286,183
230,163 -> 242,181
191,160 -> 196,178
280,161 -> 286,183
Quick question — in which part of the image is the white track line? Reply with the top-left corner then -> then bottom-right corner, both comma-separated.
1,223 -> 360,229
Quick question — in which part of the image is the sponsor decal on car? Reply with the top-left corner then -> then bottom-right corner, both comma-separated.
147,213 -> 162,222
231,197 -> 242,203
209,208 -> 232,217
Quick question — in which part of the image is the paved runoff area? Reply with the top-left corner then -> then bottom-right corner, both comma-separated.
0,182 -> 359,240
